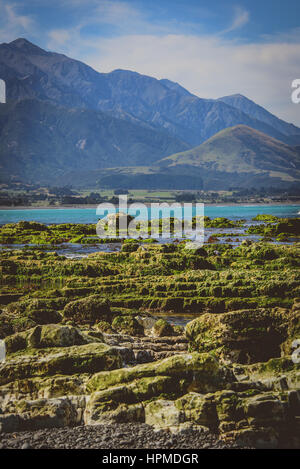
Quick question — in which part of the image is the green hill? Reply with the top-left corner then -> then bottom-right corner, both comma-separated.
162,125 -> 300,174
77,125 -> 300,190
157,125 -> 300,187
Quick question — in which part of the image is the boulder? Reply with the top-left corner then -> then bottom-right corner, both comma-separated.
0,397 -> 83,433
63,295 -> 111,324
85,401 -> 144,425
112,315 -> 144,336
86,352 -> 235,394
26,308 -> 62,325
95,321 -> 115,334
85,376 -> 172,424
224,426 -> 280,449
0,343 -> 123,386
145,399 -> 185,428
281,308 -> 300,356
4,324 -> 102,354
135,315 -> 157,335
175,392 -> 217,429
185,308 -> 291,364
243,393 -> 287,425
153,319 -> 174,337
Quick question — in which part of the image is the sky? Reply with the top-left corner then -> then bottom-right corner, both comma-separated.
0,0 -> 300,126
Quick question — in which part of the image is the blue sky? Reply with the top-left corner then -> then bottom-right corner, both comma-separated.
0,0 -> 300,125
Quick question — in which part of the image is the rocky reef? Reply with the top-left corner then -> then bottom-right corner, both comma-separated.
0,232 -> 299,448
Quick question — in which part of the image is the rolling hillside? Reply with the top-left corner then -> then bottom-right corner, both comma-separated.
162,125 -> 300,175
75,126 -> 300,190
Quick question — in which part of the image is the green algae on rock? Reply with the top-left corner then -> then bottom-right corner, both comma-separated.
153,319 -> 174,337
4,324 -> 103,354
0,238 -> 299,447
63,296 -> 111,324
0,343 -> 124,386
185,307 -> 298,363
111,315 -> 144,336
86,352 -> 234,395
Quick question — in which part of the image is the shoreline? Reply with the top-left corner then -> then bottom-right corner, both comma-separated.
0,201 -> 300,210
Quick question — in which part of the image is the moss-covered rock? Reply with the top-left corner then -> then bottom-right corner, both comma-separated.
243,357 -> 300,391
63,295 -> 111,324
175,392 -> 217,429
247,217 -> 300,238
0,343 -> 122,386
252,214 -> 280,223
86,352 -> 235,394
145,388 -> 299,447
26,308 -> 62,325
0,316 -> 13,339
145,399 -> 185,428
242,393 -> 287,424
15,221 -> 49,232
4,324 -> 102,354
85,375 -> 173,424
0,396 -> 82,432
185,308 -> 291,364
95,321 -> 115,334
5,298 -> 66,329
111,315 -> 144,336
121,241 -> 140,253
84,402 -> 144,425
173,325 -> 185,335
153,319 -> 174,337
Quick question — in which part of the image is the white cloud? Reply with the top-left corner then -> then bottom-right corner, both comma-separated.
95,0 -> 142,27
0,1 -> 35,42
223,6 -> 249,33
5,4 -> 32,30
48,29 -> 72,46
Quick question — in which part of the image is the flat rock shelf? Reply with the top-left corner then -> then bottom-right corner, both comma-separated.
0,220 -> 299,449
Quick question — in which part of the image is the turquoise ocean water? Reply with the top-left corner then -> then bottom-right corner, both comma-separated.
0,204 -> 299,225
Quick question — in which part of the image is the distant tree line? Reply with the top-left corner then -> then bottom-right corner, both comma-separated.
0,183 -> 299,207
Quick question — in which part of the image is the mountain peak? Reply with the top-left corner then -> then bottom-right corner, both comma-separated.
10,37 -> 32,45
218,93 -> 300,139
8,37 -> 47,55
222,124 -> 260,133
219,93 -> 249,101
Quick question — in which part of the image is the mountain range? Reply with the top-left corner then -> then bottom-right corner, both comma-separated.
0,98 -> 188,184
0,37 -> 300,189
